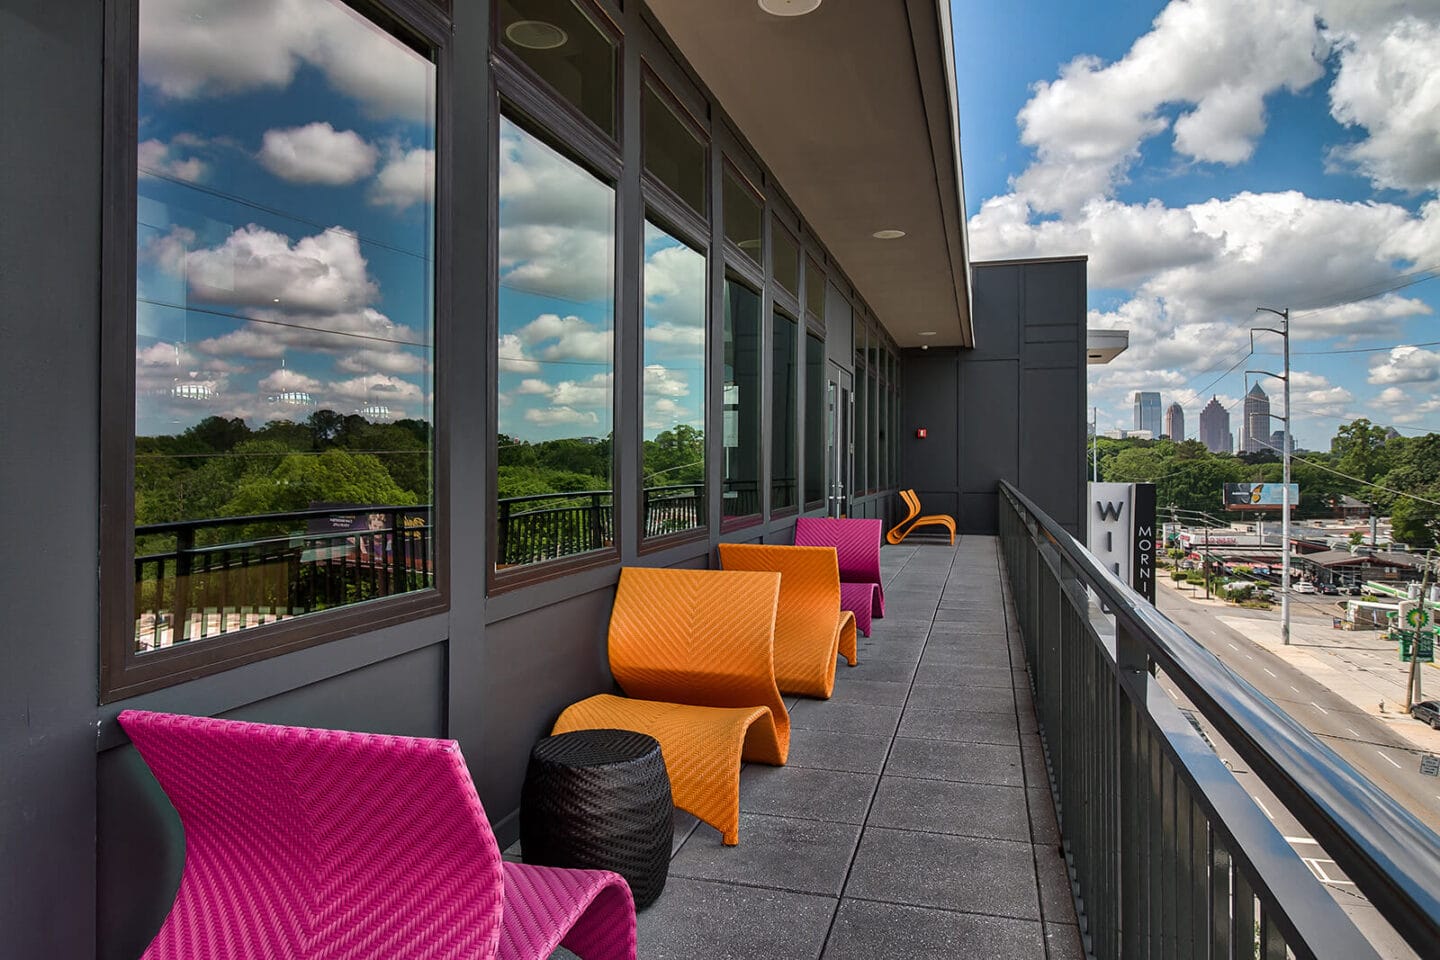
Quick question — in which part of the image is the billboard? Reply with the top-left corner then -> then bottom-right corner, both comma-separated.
1223,483 -> 1299,511
1087,482 -> 1157,602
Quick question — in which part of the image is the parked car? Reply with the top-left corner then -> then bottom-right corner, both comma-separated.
1412,700 -> 1440,730
1318,583 -> 1339,595
1293,581 -> 1317,594
1338,583 -> 1362,596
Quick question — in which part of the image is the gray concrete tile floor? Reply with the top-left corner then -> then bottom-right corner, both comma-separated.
536,536 -> 1082,959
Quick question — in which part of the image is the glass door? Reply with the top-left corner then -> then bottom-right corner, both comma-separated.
826,365 -> 853,517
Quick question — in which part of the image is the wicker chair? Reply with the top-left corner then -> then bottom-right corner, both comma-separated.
886,489 -> 956,545
718,543 -> 858,698
552,567 -> 788,845
794,516 -> 887,636
117,709 -> 637,960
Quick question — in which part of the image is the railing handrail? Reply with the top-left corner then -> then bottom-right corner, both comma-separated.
137,504 -> 426,536
1000,480 -> 1440,953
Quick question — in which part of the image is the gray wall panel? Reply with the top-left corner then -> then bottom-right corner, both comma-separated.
899,259 -> 1086,536
959,359 -> 1019,493
0,4 -> 102,957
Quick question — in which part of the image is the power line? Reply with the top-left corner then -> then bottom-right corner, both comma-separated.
1293,339 -> 1440,357
1289,260 -> 1440,313
1253,436 -> 1440,508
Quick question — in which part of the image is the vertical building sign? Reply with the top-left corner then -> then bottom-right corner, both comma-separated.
1131,483 -> 1156,602
1087,482 -> 1156,602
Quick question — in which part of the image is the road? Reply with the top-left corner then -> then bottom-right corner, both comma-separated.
1153,586 -> 1438,958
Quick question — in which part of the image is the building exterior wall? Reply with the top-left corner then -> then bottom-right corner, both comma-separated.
1134,391 -> 1162,437
0,2 -> 913,956
899,258 -> 1088,537
1166,402 -> 1185,441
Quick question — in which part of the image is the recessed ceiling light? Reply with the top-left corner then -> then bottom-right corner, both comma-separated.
505,20 -> 568,50
918,331 -> 937,337
759,0 -> 823,15
872,229 -> 906,240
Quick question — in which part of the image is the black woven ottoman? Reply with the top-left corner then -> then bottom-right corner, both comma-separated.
520,728 -> 673,909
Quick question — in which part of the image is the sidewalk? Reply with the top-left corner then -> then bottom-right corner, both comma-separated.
1161,576 -> 1440,754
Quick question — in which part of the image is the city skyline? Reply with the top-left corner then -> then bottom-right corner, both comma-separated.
955,0 -> 1440,451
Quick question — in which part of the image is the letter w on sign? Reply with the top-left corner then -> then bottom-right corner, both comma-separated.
1096,501 -> 1124,522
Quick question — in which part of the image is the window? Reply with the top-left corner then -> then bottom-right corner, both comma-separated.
495,115 -> 615,568
804,333 -> 825,507
116,0 -> 438,695
867,365 -> 879,492
805,256 -> 825,320
722,280 -> 761,522
723,167 -> 763,265
498,0 -> 617,136
642,220 -> 706,538
771,312 -> 798,512
855,369 -> 867,496
772,222 -> 799,298
642,82 -> 706,216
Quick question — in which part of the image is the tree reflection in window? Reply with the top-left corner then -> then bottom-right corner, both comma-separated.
495,115 -> 616,567
131,0 -> 436,652
641,220 -> 706,538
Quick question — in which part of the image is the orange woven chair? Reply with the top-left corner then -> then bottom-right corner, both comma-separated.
718,543 -> 857,699
886,489 -> 956,545
552,567 -> 789,846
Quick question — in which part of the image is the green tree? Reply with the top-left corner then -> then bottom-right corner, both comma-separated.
1331,418 -> 1391,483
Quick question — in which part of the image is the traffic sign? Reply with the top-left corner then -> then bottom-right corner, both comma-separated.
1421,755 -> 1440,778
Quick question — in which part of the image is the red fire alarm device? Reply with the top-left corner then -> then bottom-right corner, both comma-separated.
915,428 -> 927,439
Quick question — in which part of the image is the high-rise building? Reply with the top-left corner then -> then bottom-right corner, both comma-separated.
1241,383 -> 1270,453
1199,395 -> 1230,453
1133,391 -> 1162,437
1165,402 -> 1184,441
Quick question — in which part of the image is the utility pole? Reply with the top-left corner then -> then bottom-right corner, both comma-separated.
1091,407 -> 1099,482
1252,307 -> 1292,644
1404,550 -> 1433,711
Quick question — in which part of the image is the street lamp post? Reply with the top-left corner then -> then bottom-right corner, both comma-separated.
1251,307 -> 1292,644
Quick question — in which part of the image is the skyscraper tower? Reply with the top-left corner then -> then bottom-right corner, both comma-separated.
1199,395 -> 1230,453
1165,402 -> 1185,441
1133,391 -> 1162,437
1241,383 -> 1270,453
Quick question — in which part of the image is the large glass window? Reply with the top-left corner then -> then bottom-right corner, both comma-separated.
771,312 -> 798,512
723,167 -> 763,265
496,115 -> 615,567
772,222 -> 799,298
642,220 -> 706,538
867,366 -> 879,492
804,333 -> 825,506
805,256 -> 825,320
130,0 -> 436,656
499,0 -> 617,136
643,83 -> 705,216
855,371 -> 867,496
879,373 -> 889,490
722,281 -> 761,521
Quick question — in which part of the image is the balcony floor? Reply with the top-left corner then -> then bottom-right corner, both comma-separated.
536,536 -> 1083,958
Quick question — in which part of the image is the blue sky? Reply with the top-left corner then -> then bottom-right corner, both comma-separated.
952,0 -> 1440,451
133,0 -> 435,438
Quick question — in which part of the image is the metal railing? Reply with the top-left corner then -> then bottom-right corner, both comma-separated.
999,481 -> 1440,959
134,505 -> 433,651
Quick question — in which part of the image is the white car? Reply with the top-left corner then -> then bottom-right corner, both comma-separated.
1292,581 -> 1317,594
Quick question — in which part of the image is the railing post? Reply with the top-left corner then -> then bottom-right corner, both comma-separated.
497,499 -> 511,566
173,525 -> 194,644
1115,618 -> 1150,960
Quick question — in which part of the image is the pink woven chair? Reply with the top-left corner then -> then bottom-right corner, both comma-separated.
118,710 -> 637,960
794,517 -> 886,636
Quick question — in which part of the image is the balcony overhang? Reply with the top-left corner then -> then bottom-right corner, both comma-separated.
1087,328 -> 1129,365
644,0 -> 974,348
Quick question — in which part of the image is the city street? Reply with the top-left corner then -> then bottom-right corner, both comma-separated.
1153,580 -> 1439,958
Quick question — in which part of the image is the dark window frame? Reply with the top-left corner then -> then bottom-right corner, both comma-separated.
491,0 -> 623,146
720,157 -> 765,271
99,0 -> 453,703
639,62 -> 708,221
637,206 -> 710,553
718,272 -> 764,533
768,306 -> 800,519
802,330 -> 827,511
487,81 -> 625,594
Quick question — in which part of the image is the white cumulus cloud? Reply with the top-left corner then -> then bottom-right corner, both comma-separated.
258,122 -> 377,185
